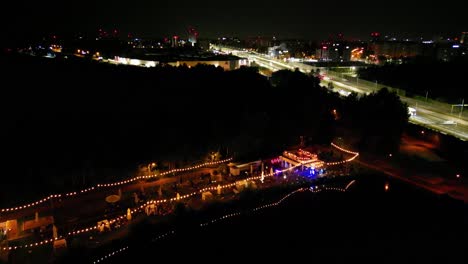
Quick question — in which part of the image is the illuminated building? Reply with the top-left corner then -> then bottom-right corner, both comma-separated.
268,43 -> 288,58
171,36 -> 179,48
351,47 -> 364,61
368,40 -> 422,62
228,160 -> 262,176
316,45 -> 330,61
370,32 -> 381,42
187,27 -> 199,46
316,43 -> 351,62
168,57 -> 242,71
461,32 -> 467,45
280,149 -> 325,169
435,43 -> 464,62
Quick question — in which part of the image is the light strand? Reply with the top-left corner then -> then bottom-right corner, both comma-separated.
92,230 -> 175,263
1,158 -> 232,213
90,182 -> 350,263
200,185 -> 347,228
325,143 -> 359,166
2,163 -> 302,251
3,157 -> 347,250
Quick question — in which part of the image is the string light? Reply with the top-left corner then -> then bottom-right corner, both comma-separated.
2,144 -> 355,214
94,186 -> 335,262
330,142 -> 359,155
96,158 -> 232,187
2,148 -> 355,251
0,194 -> 62,213
92,230 -> 175,263
4,162 -> 308,251
92,180 -> 351,263
2,236 -> 63,251
1,158 -> 232,213
93,246 -> 129,263
325,143 -> 359,166
200,184 -> 347,228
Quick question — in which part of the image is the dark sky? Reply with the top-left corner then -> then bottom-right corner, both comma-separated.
3,0 -> 466,40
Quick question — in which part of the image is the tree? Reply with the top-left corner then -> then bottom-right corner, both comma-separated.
356,88 -> 409,154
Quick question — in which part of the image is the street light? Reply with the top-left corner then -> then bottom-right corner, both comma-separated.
460,98 -> 465,118
148,162 -> 157,173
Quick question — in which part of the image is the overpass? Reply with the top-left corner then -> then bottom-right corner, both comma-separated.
211,45 -> 468,141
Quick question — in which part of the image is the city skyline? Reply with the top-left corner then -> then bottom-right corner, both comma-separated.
3,0 -> 466,41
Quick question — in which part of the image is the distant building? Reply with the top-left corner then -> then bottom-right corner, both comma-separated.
112,53 -> 243,71
228,161 -> 262,176
370,32 -> 381,42
316,46 -> 330,61
315,43 -> 351,62
112,56 -> 159,67
245,36 -> 272,51
197,39 -> 211,51
461,32 -> 467,45
435,43 -> 464,62
268,43 -> 288,58
343,46 -> 351,61
369,40 -> 422,60
168,57 -> 241,71
187,27 -> 199,46
171,36 -> 179,48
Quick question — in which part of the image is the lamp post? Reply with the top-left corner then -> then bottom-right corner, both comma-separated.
460,98 -> 465,118
147,162 -> 156,174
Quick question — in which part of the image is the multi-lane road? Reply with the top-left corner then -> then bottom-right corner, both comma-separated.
213,45 -> 468,141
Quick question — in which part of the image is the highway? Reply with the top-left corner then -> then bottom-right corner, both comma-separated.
213,45 -> 468,141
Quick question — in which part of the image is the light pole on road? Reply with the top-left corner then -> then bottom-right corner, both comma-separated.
451,99 -> 466,118
460,98 -> 465,118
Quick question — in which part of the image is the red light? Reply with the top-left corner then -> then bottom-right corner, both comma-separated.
323,46 -> 327,49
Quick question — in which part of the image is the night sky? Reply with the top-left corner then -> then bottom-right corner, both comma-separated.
3,0 -> 466,40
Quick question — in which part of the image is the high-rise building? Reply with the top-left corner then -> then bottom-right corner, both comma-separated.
461,32 -> 467,45
369,40 -> 421,59
172,36 -> 179,48
370,32 -> 381,42
187,27 -> 199,46
316,45 -> 330,61
315,42 -> 351,62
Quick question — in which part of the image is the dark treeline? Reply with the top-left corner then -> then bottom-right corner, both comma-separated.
358,57 -> 468,102
0,53 -> 408,205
